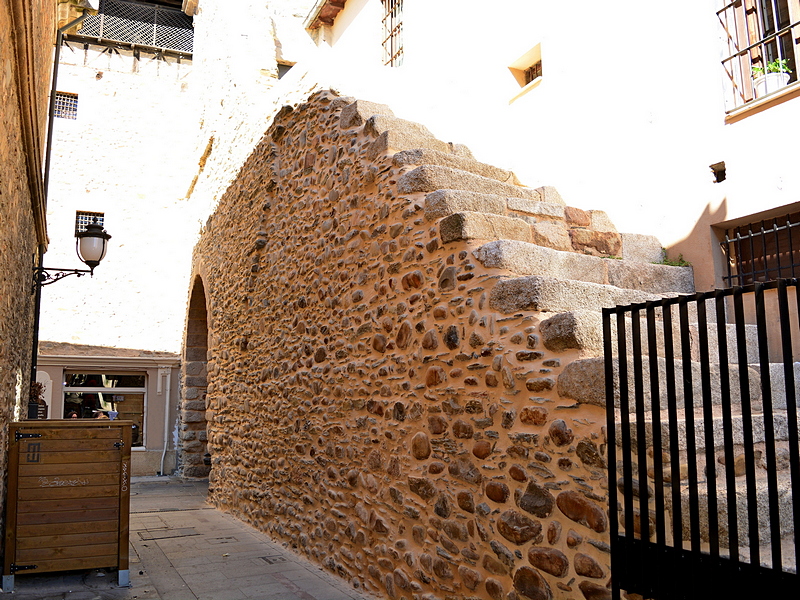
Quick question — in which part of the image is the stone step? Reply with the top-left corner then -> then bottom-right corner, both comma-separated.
397,164 -> 544,202
339,99 -> 395,129
558,356 -> 763,411
474,239 -> 694,295
488,274 -> 669,315
615,407 -> 792,451
393,148 -> 521,186
365,115 -> 470,160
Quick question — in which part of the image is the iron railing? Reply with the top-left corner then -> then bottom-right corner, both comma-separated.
723,211 -> 800,286
604,279 -> 799,599
381,0 -> 403,67
77,0 -> 193,54
718,0 -> 799,111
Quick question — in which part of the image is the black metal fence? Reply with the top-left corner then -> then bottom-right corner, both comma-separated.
604,279 -> 799,599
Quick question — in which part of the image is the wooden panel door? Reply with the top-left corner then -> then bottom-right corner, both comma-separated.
3,421 -> 131,591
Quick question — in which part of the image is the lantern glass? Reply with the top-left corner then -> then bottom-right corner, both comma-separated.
79,235 -> 107,264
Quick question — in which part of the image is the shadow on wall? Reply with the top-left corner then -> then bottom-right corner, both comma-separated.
669,197 -> 730,292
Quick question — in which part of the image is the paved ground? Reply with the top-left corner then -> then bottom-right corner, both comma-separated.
4,477 -> 377,600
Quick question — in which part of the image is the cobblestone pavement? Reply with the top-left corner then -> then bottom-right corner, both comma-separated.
4,477 -> 377,600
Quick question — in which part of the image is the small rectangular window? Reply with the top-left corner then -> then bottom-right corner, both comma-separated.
382,0 -> 404,67
75,211 -> 104,237
54,92 -> 78,119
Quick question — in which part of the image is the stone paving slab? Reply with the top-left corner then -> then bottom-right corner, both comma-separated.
3,477 -> 376,600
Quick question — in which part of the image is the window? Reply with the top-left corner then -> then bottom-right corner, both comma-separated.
75,211 -> 104,237
722,209 -> 800,285
63,372 -> 146,447
719,0 -> 800,111
54,92 -> 78,119
382,0 -> 403,67
508,44 -> 543,103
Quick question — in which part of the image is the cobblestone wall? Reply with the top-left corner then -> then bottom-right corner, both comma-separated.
189,91 -> 612,600
0,0 -> 55,549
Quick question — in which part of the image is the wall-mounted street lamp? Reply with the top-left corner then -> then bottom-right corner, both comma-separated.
28,217 -> 111,419
32,218 -> 111,292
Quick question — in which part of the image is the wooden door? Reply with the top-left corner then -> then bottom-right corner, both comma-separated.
3,420 -> 131,590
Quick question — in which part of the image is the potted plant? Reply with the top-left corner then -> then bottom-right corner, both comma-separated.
753,58 -> 792,98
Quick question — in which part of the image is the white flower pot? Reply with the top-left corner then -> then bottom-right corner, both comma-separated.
753,72 -> 790,98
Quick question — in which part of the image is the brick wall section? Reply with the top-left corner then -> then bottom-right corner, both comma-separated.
180,276 -> 210,478
188,91 -> 613,600
0,0 -> 55,551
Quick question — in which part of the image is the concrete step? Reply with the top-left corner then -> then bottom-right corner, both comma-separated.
474,239 -> 694,294
397,164 -> 543,202
393,148 -> 521,186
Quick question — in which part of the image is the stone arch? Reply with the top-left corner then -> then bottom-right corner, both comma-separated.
180,275 -> 210,478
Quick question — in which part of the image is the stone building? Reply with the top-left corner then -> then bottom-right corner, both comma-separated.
185,92 -> 697,600
0,0 -> 56,540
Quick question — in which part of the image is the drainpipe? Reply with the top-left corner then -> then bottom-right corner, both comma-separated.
29,13 -> 89,410
159,366 -> 173,475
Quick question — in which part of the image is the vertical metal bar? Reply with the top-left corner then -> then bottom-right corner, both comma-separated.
716,290 -> 740,562
618,311 -> 635,549
646,302 -> 667,549
777,279 -> 800,575
748,224 -> 759,283
724,232 -> 733,287
603,307 -> 621,600
663,303 -> 683,553
697,296 -> 720,559
679,298 -> 701,553
733,286 -> 760,564
735,230 -> 745,286
788,217 -> 797,277
754,282 -> 783,569
760,222 -> 770,282
631,308 -> 651,546
773,218 -> 783,279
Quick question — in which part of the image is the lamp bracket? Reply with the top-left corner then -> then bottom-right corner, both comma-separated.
32,266 -> 93,294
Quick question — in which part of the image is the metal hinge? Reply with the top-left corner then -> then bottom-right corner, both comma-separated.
114,441 -> 125,449
10,564 -> 37,573
14,432 -> 42,442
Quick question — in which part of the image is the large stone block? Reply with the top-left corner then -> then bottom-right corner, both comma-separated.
531,221 -> 572,251
393,148 -> 520,185
605,260 -> 694,294
398,165 -> 543,201
621,232 -> 665,263
540,310 -> 604,354
474,240 -> 606,283
340,100 -> 394,129
424,189 -> 507,221
488,275 -> 663,314
440,212 -> 532,244
506,197 -> 566,218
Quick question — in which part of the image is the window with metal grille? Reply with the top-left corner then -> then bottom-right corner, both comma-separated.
77,0 -> 193,54
718,0 -> 800,111
723,209 -> 800,285
54,92 -> 78,120
524,61 -> 543,85
75,211 -> 105,237
382,0 -> 403,67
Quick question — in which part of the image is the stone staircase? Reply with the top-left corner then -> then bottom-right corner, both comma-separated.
344,98 -> 798,574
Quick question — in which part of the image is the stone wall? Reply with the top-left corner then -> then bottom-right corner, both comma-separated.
0,0 -> 55,551
187,90 -> 632,600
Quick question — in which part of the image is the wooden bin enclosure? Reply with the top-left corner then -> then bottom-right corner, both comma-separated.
2,420 -> 132,592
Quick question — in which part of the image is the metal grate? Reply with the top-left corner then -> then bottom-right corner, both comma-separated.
75,211 -> 104,237
381,0 -> 403,67
54,92 -> 78,119
723,210 -> 800,285
79,0 -> 193,54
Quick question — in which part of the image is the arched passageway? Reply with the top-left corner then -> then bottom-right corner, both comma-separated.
180,276 -> 210,478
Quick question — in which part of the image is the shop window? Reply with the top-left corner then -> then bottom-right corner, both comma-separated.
722,208 -> 800,285
63,372 -> 146,447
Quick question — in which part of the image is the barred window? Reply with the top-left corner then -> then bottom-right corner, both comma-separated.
723,209 -> 800,285
54,92 -> 78,120
382,0 -> 403,67
75,211 -> 105,237
719,0 -> 800,111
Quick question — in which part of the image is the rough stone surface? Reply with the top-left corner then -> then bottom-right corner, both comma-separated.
398,164 -> 543,201
540,310 -> 604,354
425,189 -> 507,221
440,212 -> 533,244
620,232 -> 665,263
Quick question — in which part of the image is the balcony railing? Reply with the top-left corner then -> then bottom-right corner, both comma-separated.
77,0 -> 193,54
